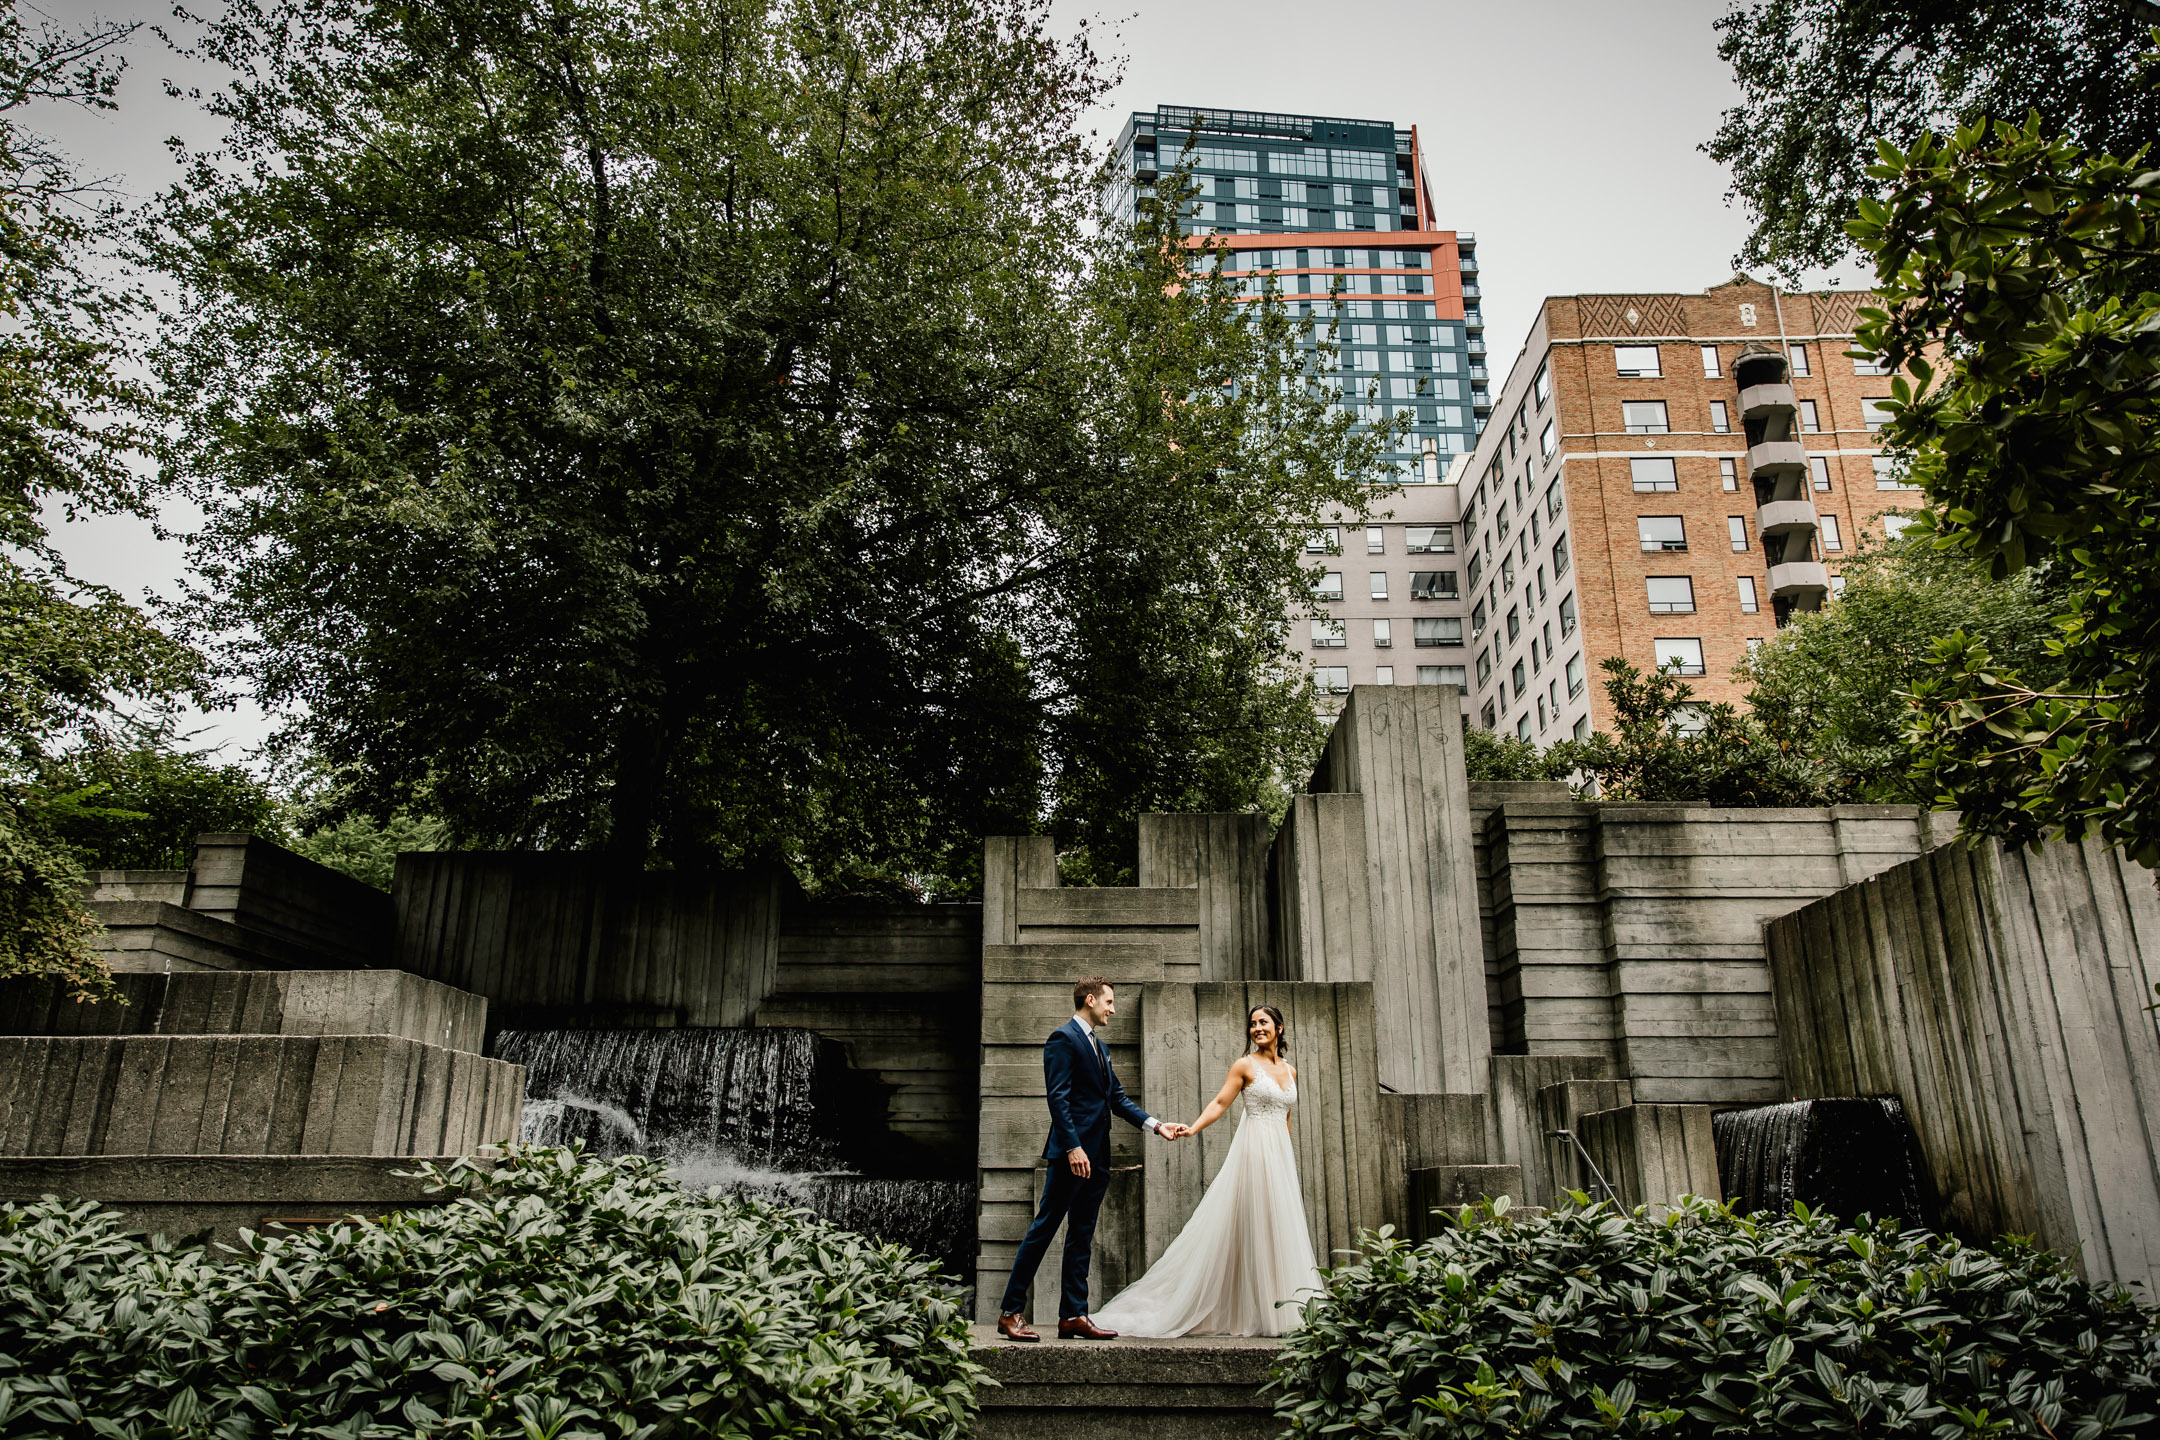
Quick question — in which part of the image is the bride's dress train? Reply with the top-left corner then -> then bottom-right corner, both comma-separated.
1091,1070 -> 1323,1337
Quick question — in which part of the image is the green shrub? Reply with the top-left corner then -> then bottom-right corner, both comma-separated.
0,1147 -> 980,1439
1274,1196 -> 2160,1439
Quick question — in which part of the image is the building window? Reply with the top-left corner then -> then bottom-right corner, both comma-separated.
1621,400 -> 1670,434
1884,514 -> 1915,540
1533,361 -> 1551,407
1306,527 -> 1340,553
1810,456 -> 1832,492
1369,571 -> 1389,599
1366,526 -> 1385,553
1506,607 -> 1521,642
1314,570 -> 1343,599
1501,553 -> 1516,589
1573,714 -> 1591,740
1409,570 -> 1459,600
1874,455 -> 1918,489
1709,400 -> 1730,434
1466,552 -> 1483,588
1700,345 -> 1721,378
1516,714 -> 1532,741
1646,576 -> 1696,614
1312,617 -> 1346,648
1720,457 -> 1739,492
1511,659 -> 1527,691
1417,665 -> 1467,686
1737,576 -> 1760,614
1789,343 -> 1811,377
1852,350 -> 1890,375
1638,515 -> 1687,552
1798,399 -> 1820,433
1546,482 -> 1564,520
1630,457 -> 1678,492
1414,616 -> 1464,647
1370,618 -> 1392,648
1728,515 -> 1749,551
1565,652 -> 1585,697
1820,514 -> 1843,550
1615,344 -> 1662,378
1375,665 -> 1395,685
1559,591 -> 1577,637
1654,637 -> 1706,676
1475,648 -> 1492,684
1406,525 -> 1454,553
1552,532 -> 1571,577
1482,701 -> 1498,729
1863,398 -> 1894,430
1537,695 -> 1547,730
1313,665 -> 1350,693
1540,418 -> 1557,456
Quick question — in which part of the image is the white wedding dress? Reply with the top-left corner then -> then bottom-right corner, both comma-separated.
1091,1069 -> 1324,1337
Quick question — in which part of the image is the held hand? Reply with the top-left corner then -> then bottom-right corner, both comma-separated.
1066,1146 -> 1091,1178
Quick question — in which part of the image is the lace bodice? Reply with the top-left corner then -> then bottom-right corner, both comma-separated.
1242,1068 -> 1297,1124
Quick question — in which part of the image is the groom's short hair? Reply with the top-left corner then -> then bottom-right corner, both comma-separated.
1074,976 -> 1113,1009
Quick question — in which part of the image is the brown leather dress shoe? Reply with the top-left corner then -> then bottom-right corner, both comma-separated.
997,1313 -> 1039,1342
1058,1315 -> 1118,1339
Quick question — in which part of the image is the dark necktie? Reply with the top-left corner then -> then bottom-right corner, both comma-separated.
1090,1030 -> 1106,1073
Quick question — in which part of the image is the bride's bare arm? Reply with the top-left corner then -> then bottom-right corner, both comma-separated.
1185,1057 -> 1252,1136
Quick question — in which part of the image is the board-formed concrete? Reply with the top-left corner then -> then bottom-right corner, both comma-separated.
0,1034 -> 521,1157
1766,834 -> 2160,1293
0,970 -> 485,1051
969,1324 -> 1278,1440
0,1154 -> 463,1244
1577,1103 -> 1721,1211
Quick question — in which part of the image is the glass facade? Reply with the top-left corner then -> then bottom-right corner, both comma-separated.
1110,105 -> 1487,473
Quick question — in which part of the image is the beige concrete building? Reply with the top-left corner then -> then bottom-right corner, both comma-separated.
1461,277 -> 1922,742
1300,471 -> 1473,703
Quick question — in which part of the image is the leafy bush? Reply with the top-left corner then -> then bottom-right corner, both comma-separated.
0,1147 -> 980,1439
1274,1196 -> 2160,1438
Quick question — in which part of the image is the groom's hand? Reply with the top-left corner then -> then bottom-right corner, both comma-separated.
1066,1147 -> 1091,1178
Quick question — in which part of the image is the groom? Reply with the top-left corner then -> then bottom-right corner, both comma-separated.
996,975 -> 1187,1342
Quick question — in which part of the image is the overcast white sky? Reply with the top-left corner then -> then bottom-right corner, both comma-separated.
35,0 -> 1867,759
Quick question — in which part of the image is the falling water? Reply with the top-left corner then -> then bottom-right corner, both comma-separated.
495,1027 -> 974,1279
1714,1097 -> 1927,1225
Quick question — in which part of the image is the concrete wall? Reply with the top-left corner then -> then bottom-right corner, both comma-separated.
0,971 -> 485,1051
0,1033 -> 521,1157
0,1154 -> 464,1246
1138,815 -> 1275,981
1481,800 -> 1952,1101
1577,1102 -> 1721,1211
393,854 -> 785,1029
187,834 -> 395,968
1766,836 -> 2160,1292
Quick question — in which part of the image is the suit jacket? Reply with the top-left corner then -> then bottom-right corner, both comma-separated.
1042,1017 -> 1153,1166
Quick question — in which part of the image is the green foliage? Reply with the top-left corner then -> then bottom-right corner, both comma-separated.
27,744 -> 284,871
1274,1196 -> 2160,1440
1544,659 -> 1829,806
1707,0 -> 2160,276
153,0 -> 1381,889
1742,536 -> 2062,802
288,809 -> 445,892
1462,724 -> 1565,784
1850,107 -> 2160,863
0,792 -> 108,1000
0,1146 -> 981,1439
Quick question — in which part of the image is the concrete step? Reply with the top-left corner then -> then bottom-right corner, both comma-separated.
87,900 -> 329,973
1409,1164 -> 1524,1238
0,1033 -> 522,1157
0,970 -> 487,1051
970,1324 -> 1278,1440
0,1153 -> 465,1246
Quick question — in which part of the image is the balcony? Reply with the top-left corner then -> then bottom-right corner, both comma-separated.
1468,365 -> 1488,382
1756,499 -> 1819,539
1768,560 -> 1831,603
1459,254 -> 1477,275
1462,283 -> 1481,299
1739,382 -> 1797,422
1748,439 -> 1808,478
1468,339 -> 1487,358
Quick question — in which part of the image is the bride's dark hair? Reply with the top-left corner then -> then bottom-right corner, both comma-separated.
1247,1004 -> 1288,1057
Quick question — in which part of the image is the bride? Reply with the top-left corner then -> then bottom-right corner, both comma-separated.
1091,1005 -> 1324,1337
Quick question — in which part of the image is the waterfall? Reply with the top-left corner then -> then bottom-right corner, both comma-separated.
1714,1097 -> 1927,1226
496,1026 -> 972,1279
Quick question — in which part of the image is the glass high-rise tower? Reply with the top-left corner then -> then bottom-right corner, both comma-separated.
1109,105 -> 1489,477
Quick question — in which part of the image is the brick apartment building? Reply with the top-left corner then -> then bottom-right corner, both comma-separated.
1461,277 -> 1922,743
1107,106 -> 1481,701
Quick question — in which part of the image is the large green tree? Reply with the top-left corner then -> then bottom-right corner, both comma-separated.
1707,0 -> 2160,276
1850,106 -> 2160,864
154,0 -> 1382,887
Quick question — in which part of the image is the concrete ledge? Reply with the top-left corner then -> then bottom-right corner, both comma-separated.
0,971 -> 487,1051
0,1154 -> 467,1246
971,1326 -> 1278,1440
88,901 -> 333,973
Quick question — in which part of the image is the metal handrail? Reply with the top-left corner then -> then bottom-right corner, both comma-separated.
1547,1128 -> 1619,1205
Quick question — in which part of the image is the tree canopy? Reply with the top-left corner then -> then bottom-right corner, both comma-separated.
154,0 -> 1384,888
1707,0 -> 2160,276
1850,102 -> 2160,864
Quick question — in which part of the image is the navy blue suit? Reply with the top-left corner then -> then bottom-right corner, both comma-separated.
999,1018 -> 1154,1319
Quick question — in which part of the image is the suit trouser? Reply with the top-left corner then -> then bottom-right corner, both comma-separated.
999,1155 -> 1109,1319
